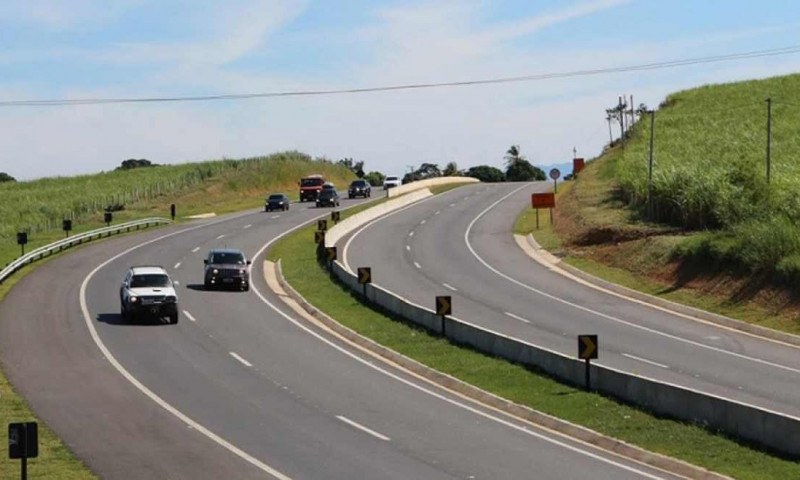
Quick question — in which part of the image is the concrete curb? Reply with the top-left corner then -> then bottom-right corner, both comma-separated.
266,260 -> 731,480
386,176 -> 479,198
520,234 -> 800,348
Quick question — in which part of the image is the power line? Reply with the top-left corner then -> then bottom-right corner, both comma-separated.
2,45 -> 799,107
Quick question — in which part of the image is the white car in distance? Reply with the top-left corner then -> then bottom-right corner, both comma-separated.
383,176 -> 400,190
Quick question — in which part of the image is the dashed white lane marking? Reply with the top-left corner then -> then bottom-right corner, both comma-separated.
216,234 -> 225,240
243,224 -> 252,229
183,310 -> 197,322
622,353 -> 669,369
420,219 -> 427,225
414,262 -> 422,269
336,416 -> 391,441
191,247 -> 200,253
449,203 -> 457,207
434,210 -> 441,215
174,262 -> 181,269
408,231 -> 414,237
271,215 -> 280,219
504,312 -> 531,324
173,281 -> 180,286
442,283 -> 458,292
230,352 -> 253,367
406,245 -> 411,251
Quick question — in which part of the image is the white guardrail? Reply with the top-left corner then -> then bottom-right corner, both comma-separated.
0,217 -> 172,285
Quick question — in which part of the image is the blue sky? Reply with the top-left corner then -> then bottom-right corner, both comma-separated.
1,0 -> 799,180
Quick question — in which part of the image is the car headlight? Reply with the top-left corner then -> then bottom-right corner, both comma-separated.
130,296 -> 138,303
239,268 -> 246,274
212,268 -> 219,274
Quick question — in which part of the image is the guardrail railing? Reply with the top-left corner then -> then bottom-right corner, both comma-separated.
0,217 -> 171,285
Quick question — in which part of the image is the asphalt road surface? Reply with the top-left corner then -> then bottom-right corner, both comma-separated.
0,194 -> 678,479
342,182 -> 800,420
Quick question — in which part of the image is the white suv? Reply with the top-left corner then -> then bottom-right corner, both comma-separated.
383,176 -> 400,190
120,266 -> 179,324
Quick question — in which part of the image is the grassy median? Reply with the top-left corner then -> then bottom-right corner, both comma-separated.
268,191 -> 800,480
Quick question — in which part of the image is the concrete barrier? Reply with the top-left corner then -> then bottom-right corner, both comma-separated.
387,176 -> 479,198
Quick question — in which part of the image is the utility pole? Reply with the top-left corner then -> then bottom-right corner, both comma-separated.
619,96 -> 625,138
647,110 -> 655,220
766,97 -> 772,184
630,94 -> 635,127
606,114 -> 613,144
573,146 -> 577,159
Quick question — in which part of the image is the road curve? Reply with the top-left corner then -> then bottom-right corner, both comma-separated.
0,197 -> 676,479
342,182 -> 800,420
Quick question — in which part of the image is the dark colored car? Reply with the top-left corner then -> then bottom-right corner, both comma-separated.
203,248 -> 251,291
265,193 -> 290,212
348,179 -> 371,199
316,184 -> 340,207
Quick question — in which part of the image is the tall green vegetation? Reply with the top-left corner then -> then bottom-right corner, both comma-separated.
615,73 -> 800,281
0,151 -> 353,243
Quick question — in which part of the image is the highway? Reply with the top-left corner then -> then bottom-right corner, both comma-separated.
0,194 -> 678,479
341,182 -> 800,420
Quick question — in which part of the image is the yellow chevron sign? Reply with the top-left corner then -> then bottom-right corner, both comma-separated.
314,230 -> 325,245
317,219 -> 328,231
358,267 -> 372,284
578,335 -> 598,359
436,296 -> 452,316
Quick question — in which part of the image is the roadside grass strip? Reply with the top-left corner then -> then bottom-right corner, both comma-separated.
268,203 -> 800,480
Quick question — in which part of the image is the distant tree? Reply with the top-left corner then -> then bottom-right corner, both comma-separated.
363,171 -> 385,187
338,157 -> 365,178
466,165 -> 505,182
0,172 -> 16,183
503,145 -> 544,181
117,159 -> 157,170
402,162 -> 441,184
442,161 -> 459,176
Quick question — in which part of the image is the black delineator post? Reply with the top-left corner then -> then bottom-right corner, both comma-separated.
585,358 -> 591,391
170,203 -> 176,221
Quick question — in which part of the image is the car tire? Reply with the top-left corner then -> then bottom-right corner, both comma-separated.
169,313 -> 179,324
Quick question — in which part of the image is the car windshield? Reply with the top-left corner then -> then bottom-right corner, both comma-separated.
386,177 -> 398,181
130,274 -> 171,288
301,178 -> 324,187
211,252 -> 246,264
351,181 -> 366,187
320,189 -> 336,197
268,194 -> 284,200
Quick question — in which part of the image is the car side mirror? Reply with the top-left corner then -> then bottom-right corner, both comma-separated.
121,281 -> 127,288
203,259 -> 208,264
247,260 -> 252,265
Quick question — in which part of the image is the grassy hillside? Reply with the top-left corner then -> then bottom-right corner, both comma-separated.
615,73 -> 800,282
0,151 -> 356,268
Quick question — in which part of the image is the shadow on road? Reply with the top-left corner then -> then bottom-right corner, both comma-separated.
97,313 -> 170,327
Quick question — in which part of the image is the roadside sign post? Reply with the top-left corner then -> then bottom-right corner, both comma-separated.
16,232 -> 27,257
62,219 -> 72,238
357,267 -> 372,297
436,296 -> 452,337
170,203 -> 176,221
104,211 -> 113,227
531,193 -> 555,229
549,168 -> 561,194
9,422 -> 38,480
578,335 -> 598,391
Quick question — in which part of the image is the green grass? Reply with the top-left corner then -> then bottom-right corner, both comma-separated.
269,200 -> 800,480
0,151 -> 356,268
615,73 -> 800,280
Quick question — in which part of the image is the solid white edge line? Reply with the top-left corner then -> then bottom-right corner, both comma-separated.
336,416 -> 391,442
504,312 -> 531,324
463,187 -> 800,377
622,353 -> 669,369
183,310 -> 197,323
80,220 -> 293,480
252,193 -> 666,480
442,283 -> 457,292
230,352 -> 253,368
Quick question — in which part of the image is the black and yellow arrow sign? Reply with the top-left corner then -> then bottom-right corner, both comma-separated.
436,296 -> 452,316
314,230 -> 325,245
357,267 -> 372,284
578,334 -> 598,359
331,211 -> 341,223
317,219 -> 328,231
326,246 -> 337,261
